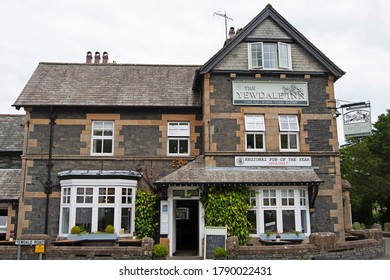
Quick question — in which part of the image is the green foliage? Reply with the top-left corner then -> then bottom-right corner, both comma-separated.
213,247 -> 227,258
70,225 -> 81,234
105,225 -> 115,233
152,244 -> 169,258
135,190 -> 158,239
201,186 -> 251,245
340,109 -> 390,225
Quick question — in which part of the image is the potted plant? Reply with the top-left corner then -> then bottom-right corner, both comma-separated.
152,244 -> 169,260
213,247 -> 227,260
67,224 -> 118,240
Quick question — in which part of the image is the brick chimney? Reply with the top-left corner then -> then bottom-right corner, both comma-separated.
86,51 -> 93,63
102,52 -> 109,64
94,51 -> 101,64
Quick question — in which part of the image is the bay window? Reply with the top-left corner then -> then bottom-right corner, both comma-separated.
59,179 -> 137,235
247,187 -> 310,236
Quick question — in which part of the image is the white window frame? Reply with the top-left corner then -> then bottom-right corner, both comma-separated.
167,122 -> 190,156
248,187 -> 310,237
59,179 -> 137,236
248,42 -> 292,70
91,121 -> 114,156
278,115 -> 300,151
245,115 -> 265,152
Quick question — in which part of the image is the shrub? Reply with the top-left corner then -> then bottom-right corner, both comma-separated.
70,225 -> 81,234
152,244 -> 169,258
213,247 -> 227,258
105,225 -> 115,233
135,190 -> 158,239
201,186 -> 251,245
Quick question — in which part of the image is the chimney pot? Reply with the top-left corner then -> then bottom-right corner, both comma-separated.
94,51 -> 101,64
229,27 -> 236,39
102,52 -> 109,64
86,51 -> 93,63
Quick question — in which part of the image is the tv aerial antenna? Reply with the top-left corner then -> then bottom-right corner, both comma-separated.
213,11 -> 234,40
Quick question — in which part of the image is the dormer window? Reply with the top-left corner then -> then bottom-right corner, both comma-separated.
249,42 -> 292,70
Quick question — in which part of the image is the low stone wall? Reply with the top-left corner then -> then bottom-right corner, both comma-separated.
0,235 -> 154,260
227,230 -> 385,260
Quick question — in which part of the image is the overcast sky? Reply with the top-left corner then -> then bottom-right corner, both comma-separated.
1,0 -> 389,143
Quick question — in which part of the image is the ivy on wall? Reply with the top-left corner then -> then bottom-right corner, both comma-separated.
201,186 -> 251,245
135,190 -> 158,239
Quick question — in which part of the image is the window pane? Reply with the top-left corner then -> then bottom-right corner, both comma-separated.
264,210 -> 277,233
280,134 -> 288,149
246,134 -> 255,149
263,43 -> 277,68
169,139 -> 178,153
61,208 -> 69,234
278,43 -> 289,68
289,134 -> 298,149
76,208 -> 92,233
179,139 -> 188,154
247,210 -> 257,234
282,210 -> 295,232
251,43 -> 262,67
255,134 -> 264,149
121,207 -> 132,234
300,190 -> 307,206
102,139 -> 113,153
122,188 -> 132,204
301,210 -> 307,233
0,214 -> 7,227
93,139 -> 102,153
93,122 -> 103,136
98,208 -> 115,232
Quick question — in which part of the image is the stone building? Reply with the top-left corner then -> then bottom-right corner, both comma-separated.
0,115 -> 24,240
12,5 -> 347,257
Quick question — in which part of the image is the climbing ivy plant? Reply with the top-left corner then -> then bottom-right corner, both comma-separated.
200,186 -> 251,245
135,190 -> 158,239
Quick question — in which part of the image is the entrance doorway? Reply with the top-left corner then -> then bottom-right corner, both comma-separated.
174,200 -> 199,256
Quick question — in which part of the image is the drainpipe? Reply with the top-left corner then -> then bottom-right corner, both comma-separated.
44,108 -> 57,235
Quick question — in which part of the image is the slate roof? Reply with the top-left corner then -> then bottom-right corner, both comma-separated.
58,169 -> 142,180
0,115 -> 25,152
0,169 -> 21,201
155,156 -> 323,187
200,4 -> 345,80
13,63 -> 201,108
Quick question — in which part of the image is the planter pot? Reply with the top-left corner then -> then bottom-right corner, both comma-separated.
260,233 -> 304,241
279,233 -> 304,241
260,233 -> 278,240
67,233 -> 118,240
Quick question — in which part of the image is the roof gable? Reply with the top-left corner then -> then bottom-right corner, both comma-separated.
200,4 -> 345,80
13,63 -> 201,109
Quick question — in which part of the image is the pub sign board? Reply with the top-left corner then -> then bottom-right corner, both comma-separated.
232,81 -> 309,106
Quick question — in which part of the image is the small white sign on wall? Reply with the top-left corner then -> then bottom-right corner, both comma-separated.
235,156 -> 312,167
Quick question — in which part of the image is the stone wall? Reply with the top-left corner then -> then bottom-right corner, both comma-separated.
226,230 -> 385,260
0,235 -> 154,260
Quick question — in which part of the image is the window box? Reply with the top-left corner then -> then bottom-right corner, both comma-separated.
259,233 -> 304,241
67,233 -> 118,241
